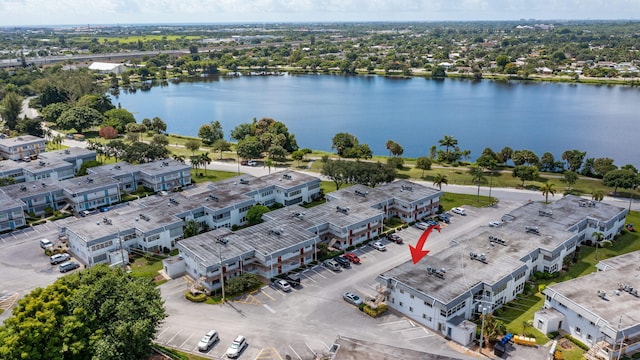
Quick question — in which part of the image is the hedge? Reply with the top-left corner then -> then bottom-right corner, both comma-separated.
565,335 -> 590,351
363,303 -> 388,318
184,291 -> 207,303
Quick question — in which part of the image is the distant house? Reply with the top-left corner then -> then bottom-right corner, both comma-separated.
88,62 -> 125,75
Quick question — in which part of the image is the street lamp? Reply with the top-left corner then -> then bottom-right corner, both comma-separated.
479,306 -> 487,353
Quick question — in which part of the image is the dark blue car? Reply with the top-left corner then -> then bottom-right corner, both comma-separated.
99,207 -> 110,212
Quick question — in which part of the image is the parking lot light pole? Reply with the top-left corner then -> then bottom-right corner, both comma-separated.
479,306 -> 487,352
218,243 -> 225,303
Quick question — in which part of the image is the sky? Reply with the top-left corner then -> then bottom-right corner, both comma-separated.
0,0 -> 639,26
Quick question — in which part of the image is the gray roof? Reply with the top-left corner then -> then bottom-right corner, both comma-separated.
381,195 -> 626,305
0,190 -> 26,210
1,179 -> 62,199
0,135 -> 45,148
88,161 -> 140,177
40,147 -> 95,161
137,158 -> 192,176
58,174 -> 120,193
546,251 -> 640,329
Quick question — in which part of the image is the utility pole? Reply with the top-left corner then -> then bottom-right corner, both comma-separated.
218,242 -> 225,303
118,229 -> 126,271
479,306 -> 487,353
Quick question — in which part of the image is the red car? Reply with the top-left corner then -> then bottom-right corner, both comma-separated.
343,253 -> 361,264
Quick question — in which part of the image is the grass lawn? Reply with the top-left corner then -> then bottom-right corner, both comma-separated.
191,169 -> 239,183
439,192 -> 496,209
128,256 -> 164,281
153,345 -> 210,360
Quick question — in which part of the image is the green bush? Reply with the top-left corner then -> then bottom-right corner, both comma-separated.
631,352 -> 640,359
565,335 -> 589,351
548,331 -> 559,339
363,303 -> 388,318
184,291 -> 207,302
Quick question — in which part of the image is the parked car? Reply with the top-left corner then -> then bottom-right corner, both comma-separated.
323,259 -> 341,271
343,292 -> 363,306
451,207 -> 467,216
274,279 -> 292,292
79,210 -> 91,217
99,207 -> 110,212
343,253 -> 361,264
284,273 -> 302,288
425,219 -> 439,226
370,241 -> 387,251
59,261 -> 80,273
386,233 -> 403,244
226,335 -> 247,358
39,238 -> 53,249
334,256 -> 351,268
197,330 -> 219,351
489,221 -> 502,227
50,253 -> 71,265
414,222 -> 428,230
437,214 -> 451,223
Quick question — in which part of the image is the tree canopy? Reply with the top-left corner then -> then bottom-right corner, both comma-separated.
0,265 -> 166,360
56,106 -> 106,133
198,120 -> 224,145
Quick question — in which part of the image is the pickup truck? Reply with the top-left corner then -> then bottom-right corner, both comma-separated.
284,273 -> 301,288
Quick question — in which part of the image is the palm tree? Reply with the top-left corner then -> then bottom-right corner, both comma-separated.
52,134 -> 63,149
190,155 -> 202,172
438,135 -> 458,156
199,152 -> 211,176
469,166 -> 486,203
592,190 -> 605,202
432,173 -> 448,190
540,183 -> 557,203
592,231 -> 604,260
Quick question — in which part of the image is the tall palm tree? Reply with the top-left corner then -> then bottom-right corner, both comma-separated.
469,166 -> 486,203
199,152 -> 211,176
592,231 -> 604,260
190,155 -> 202,172
438,135 -> 458,156
540,183 -> 557,203
172,154 -> 186,163
433,173 -> 448,190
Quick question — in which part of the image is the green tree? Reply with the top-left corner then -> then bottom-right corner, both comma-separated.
497,146 -> 513,164
322,160 -> 349,190
246,205 -> 270,225
416,157 -> 432,177
198,120 -> 224,145
540,152 -> 556,172
291,150 -> 305,167
0,91 -> 23,130
592,231 -> 604,260
562,149 -> 586,172
592,190 -> 605,202
512,149 -> 539,166
563,170 -> 579,192
431,65 -> 447,78
432,173 -> 448,190
438,135 -> 458,157
496,54 -> 510,68
0,265 -> 166,360
183,219 -> 200,238
185,139 -> 202,154
199,152 -> 212,175
211,139 -> 231,159
593,157 -> 617,178
236,136 -> 264,160
41,102 -> 71,123
230,123 -> 254,141
150,117 -> 167,134
331,132 -> 358,157
603,169 -> 638,194
540,182 -> 557,203
468,166 -> 486,202
16,117 -> 44,137
76,94 -> 115,114
513,165 -> 538,187
104,108 -> 136,132
57,106 -> 106,133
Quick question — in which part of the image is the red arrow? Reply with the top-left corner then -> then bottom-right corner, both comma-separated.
409,225 -> 440,264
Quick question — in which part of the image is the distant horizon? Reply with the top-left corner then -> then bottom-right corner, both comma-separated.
3,18 -> 640,29
1,0 -> 638,27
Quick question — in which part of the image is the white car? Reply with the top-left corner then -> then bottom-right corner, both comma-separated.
489,221 -> 502,227
371,241 -> 387,251
343,292 -> 363,306
197,329 -> 219,351
50,253 -> 71,265
274,279 -> 292,292
414,222 -> 428,230
226,335 -> 247,358
451,207 -> 466,216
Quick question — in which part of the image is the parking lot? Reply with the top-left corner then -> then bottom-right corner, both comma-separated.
157,201 -> 522,359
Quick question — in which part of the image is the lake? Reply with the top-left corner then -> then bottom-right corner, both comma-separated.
111,75 -> 640,168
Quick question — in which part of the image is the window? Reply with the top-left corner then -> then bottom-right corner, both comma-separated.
587,334 -> 592,341
576,327 -> 581,334
410,294 -> 414,299
424,301 -> 432,307
399,302 -> 403,307
422,314 -> 432,321
399,289 -> 404,294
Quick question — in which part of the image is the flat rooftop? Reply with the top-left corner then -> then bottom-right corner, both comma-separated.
1,179 -> 61,199
331,336 -> 471,360
547,251 -> 640,329
58,175 -> 120,193
0,135 -> 45,148
382,196 -> 626,304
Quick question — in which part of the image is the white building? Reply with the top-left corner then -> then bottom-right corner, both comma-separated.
377,196 -> 627,346
88,62 -> 125,75
0,135 -> 46,161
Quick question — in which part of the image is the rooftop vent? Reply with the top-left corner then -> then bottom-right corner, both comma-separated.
216,237 -> 229,245
20,185 -> 27,191
469,252 -> 488,264
168,198 -> 179,205
39,160 -> 46,166
401,185 -> 413,191
618,282 -> 639,297
239,178 -> 250,185
64,149 -> 70,154
336,206 -> 349,214
114,165 -> 121,170
488,235 -> 507,246
162,161 -> 169,166
139,214 -> 150,221
525,226 -> 540,235
597,290 -> 607,299
426,266 -> 445,279
87,178 -> 94,183
355,190 -> 368,197
269,228 -> 284,236
282,173 -> 292,180
292,211 -> 305,220
102,217 -> 112,225
208,194 -> 219,202
579,200 -> 596,208
539,210 -> 553,217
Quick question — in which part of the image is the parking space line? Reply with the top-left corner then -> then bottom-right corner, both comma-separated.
300,272 -> 316,283
263,304 -> 276,314
304,342 -> 317,358
309,268 -> 327,279
288,345 -> 302,360
392,327 -> 423,334
166,329 -> 183,344
261,289 -> 276,301
377,320 -> 408,327
178,333 -> 194,349
157,327 -> 170,339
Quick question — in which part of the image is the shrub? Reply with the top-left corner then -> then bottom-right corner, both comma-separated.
565,335 -> 590,351
184,291 -> 207,302
363,303 -> 388,318
548,331 -> 559,339
99,126 -> 119,139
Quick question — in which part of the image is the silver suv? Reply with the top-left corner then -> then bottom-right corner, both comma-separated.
50,253 -> 71,265
323,259 -> 341,271
226,335 -> 247,358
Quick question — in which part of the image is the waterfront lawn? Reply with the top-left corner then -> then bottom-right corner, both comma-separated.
439,192 -> 496,209
191,169 -> 238,183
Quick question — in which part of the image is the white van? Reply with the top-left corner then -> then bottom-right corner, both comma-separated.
39,238 -> 53,249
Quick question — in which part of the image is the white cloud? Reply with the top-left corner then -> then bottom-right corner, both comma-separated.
0,0 -> 638,25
